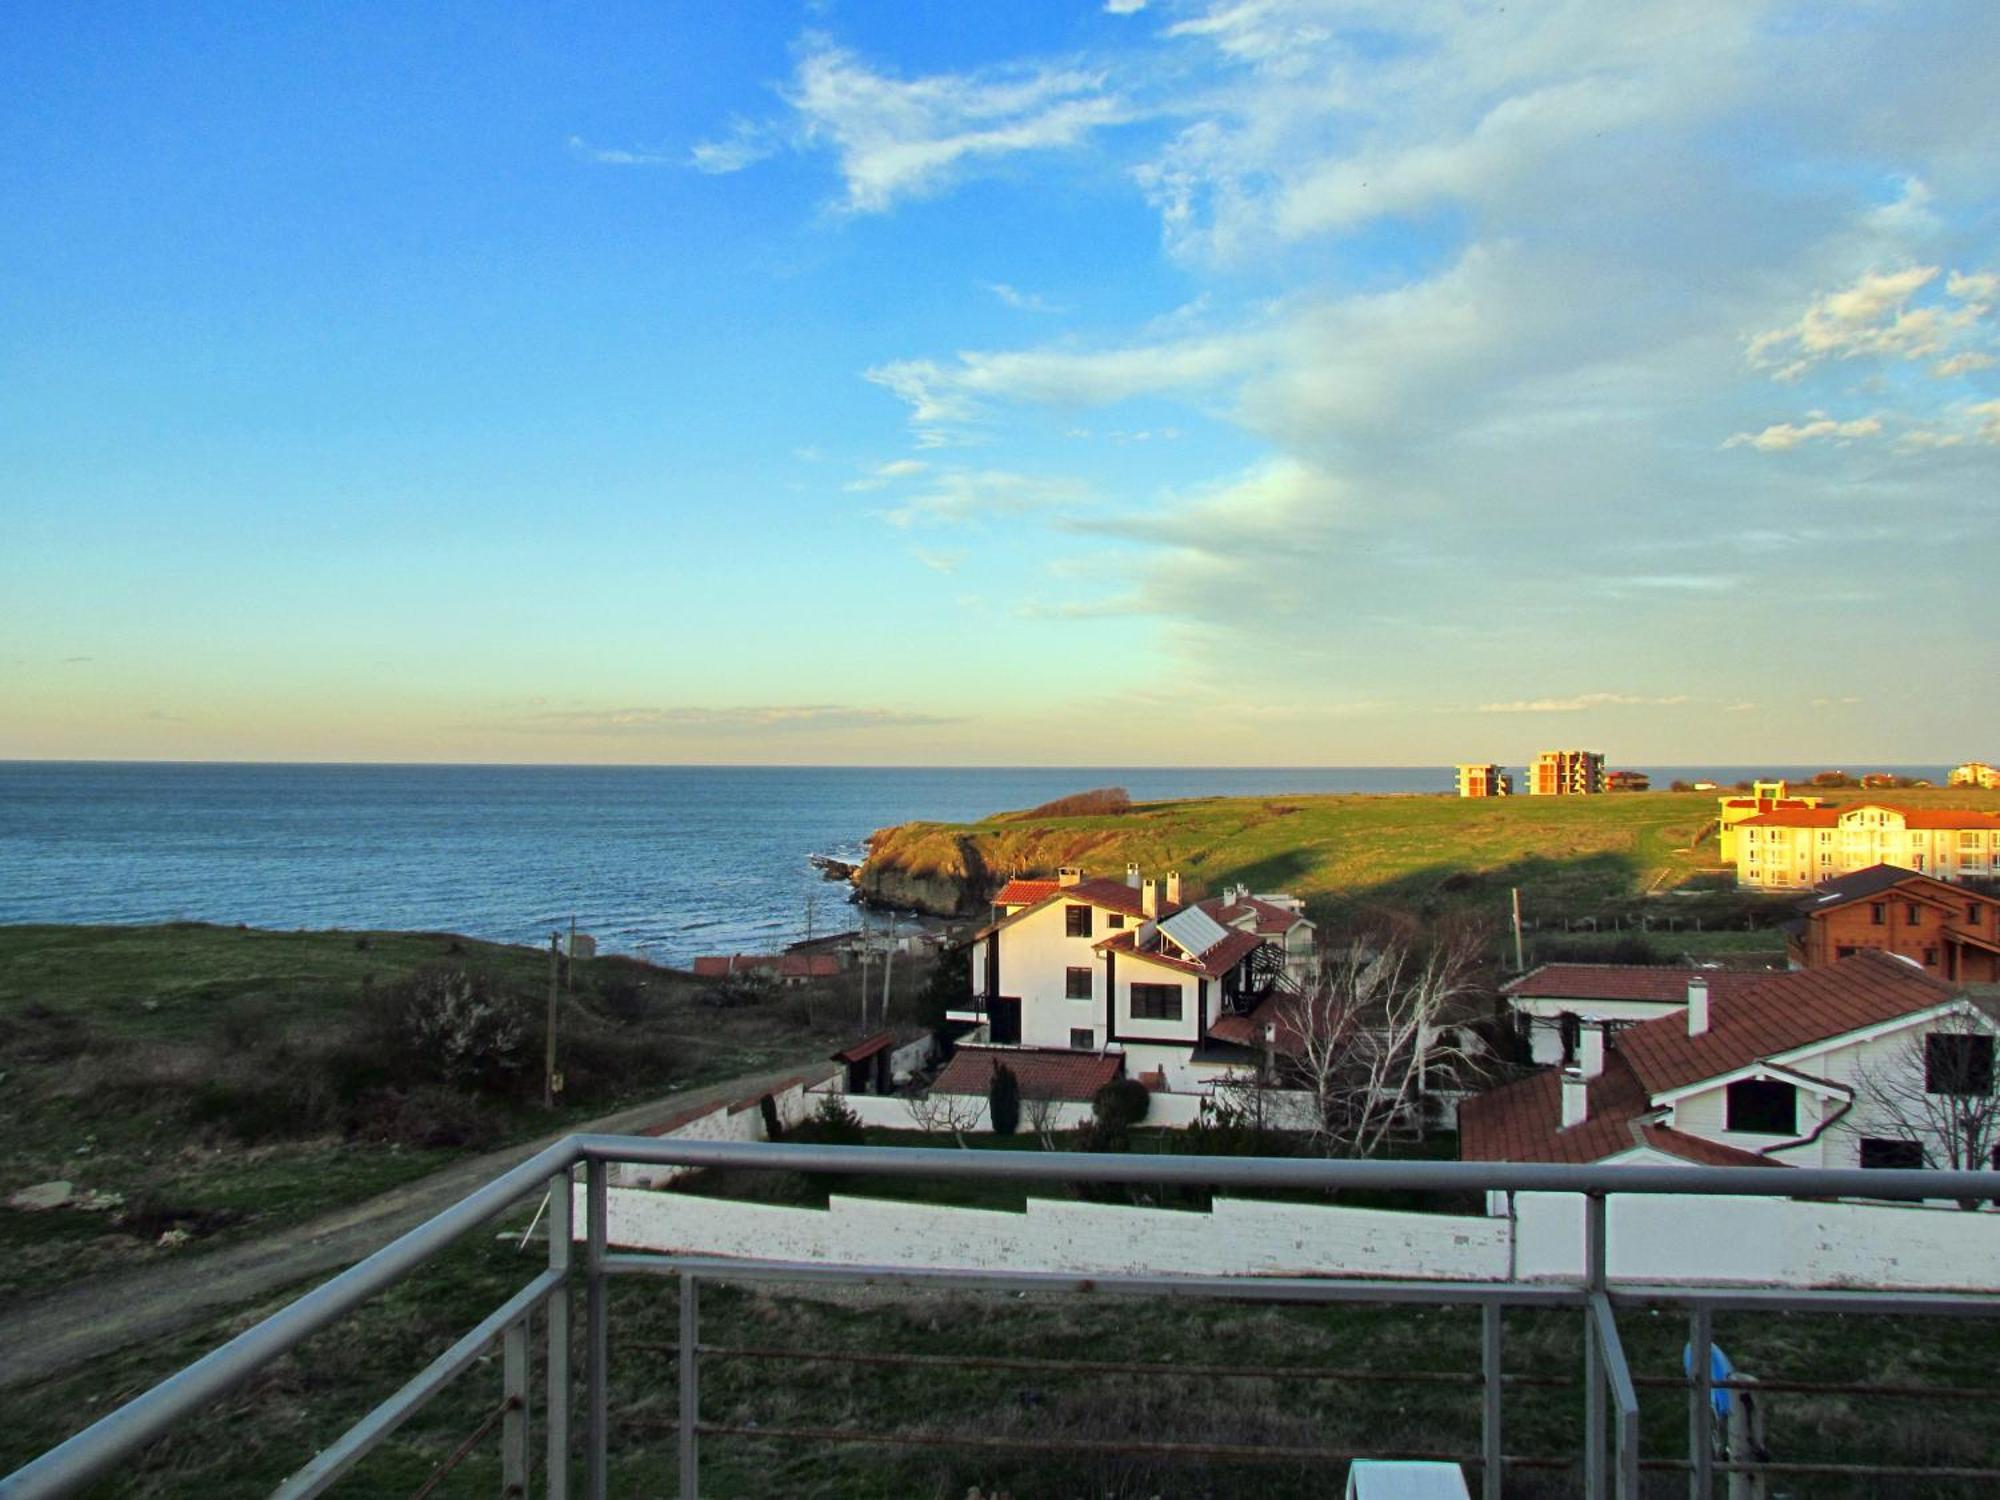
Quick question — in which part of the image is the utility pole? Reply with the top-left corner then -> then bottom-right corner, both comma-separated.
1510,888 -> 1526,973
804,886 -> 818,947
544,929 -> 561,1109
567,915 -> 578,1000
857,909 -> 871,1031
880,909 -> 897,1026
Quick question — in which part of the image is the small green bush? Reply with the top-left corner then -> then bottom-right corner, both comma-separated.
794,1092 -> 866,1147
1093,1077 -> 1151,1128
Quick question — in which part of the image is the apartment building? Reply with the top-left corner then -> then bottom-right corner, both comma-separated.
1734,804 -> 2000,891
1950,762 -> 2000,790
1527,749 -> 1604,795
1455,763 -> 1510,798
1715,780 -> 1826,862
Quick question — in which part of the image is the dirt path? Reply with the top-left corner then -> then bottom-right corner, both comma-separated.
0,1061 -> 830,1390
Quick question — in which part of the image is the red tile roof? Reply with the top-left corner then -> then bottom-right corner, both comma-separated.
994,879 -> 1061,906
692,953 -> 840,979
931,1045 -> 1123,1102
975,876 -> 1183,939
1501,964 -> 1765,1005
831,1031 -> 897,1065
1458,1055 -> 1789,1168
1738,804 -> 2000,830
1202,895 -> 1310,935
1615,950 -> 1956,1096
1095,926 -> 1265,979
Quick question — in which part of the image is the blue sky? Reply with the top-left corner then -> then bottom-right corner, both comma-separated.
3,1 -> 1996,765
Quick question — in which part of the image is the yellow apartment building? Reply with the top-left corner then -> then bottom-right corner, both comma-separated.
1456,763 -> 1511,798
1528,749 -> 1603,795
1734,804 -> 2000,890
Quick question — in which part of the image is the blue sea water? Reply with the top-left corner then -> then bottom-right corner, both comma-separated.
0,762 -> 1949,962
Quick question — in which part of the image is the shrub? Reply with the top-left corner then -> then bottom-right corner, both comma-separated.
988,1063 -> 1021,1136
188,1074 -> 323,1142
347,1085 -> 504,1149
1009,787 -> 1131,820
1092,1077 -> 1151,1129
795,1092 -> 866,1147
359,966 -> 534,1097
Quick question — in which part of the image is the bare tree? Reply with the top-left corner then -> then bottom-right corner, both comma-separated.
1019,1082 -> 1067,1151
905,1088 -> 983,1148
1277,936 -> 1485,1159
1847,1008 -> 2000,1196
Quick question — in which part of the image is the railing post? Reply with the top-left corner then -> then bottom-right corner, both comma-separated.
1690,1307 -> 1713,1500
502,1316 -> 529,1498
679,1273 -> 700,1499
586,1157 -> 609,1500
1481,1301 -> 1502,1500
1583,1191 -> 1607,1500
546,1170 -> 573,1500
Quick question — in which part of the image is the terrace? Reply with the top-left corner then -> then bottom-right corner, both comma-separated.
6,1140 -> 2000,1499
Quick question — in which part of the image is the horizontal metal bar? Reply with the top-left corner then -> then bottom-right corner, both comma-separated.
602,1252 -> 1585,1307
272,1269 -> 564,1500
572,1131 -> 2000,1201
680,1421 -> 1573,1469
1609,1283 -> 2000,1318
614,1340 -> 1572,1388
0,1138 -> 582,1500
1709,1461 -> 2000,1480
1631,1373 -> 2000,1400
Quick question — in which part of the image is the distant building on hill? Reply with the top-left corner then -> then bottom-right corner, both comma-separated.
1715,780 -> 1825,862
1950,762 -> 2000,790
1455,763 -> 1511,798
1605,769 -> 1650,793
1733,804 -> 2000,890
1527,749 -> 1604,795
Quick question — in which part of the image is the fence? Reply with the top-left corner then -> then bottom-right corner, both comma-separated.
7,1140 -> 2000,1500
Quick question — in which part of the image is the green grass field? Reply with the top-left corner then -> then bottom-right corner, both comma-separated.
0,924 -> 865,1304
863,785 -> 2000,935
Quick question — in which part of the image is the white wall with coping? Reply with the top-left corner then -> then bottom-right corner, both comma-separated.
808,1083 -> 1207,1132
614,1078 -> 817,1189
578,1176 -> 2000,1291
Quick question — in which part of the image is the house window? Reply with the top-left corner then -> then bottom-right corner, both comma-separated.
1065,905 -> 1093,939
1860,1138 -> 1925,1170
1065,967 -> 1093,1000
1870,902 -> 1885,926
1724,1079 -> 1797,1135
1924,947 -> 1939,968
1070,1028 -> 1095,1051
1970,903 -> 1983,925
1834,945 -> 1857,958
1907,904 -> 1923,925
1130,983 -> 1183,1021
1924,1033 -> 1995,1095
1107,912 -> 1125,929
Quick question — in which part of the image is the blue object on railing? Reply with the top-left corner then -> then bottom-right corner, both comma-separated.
1683,1340 -> 1734,1418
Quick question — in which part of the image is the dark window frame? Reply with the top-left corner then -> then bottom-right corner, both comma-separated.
1130,982 -> 1184,1022
1724,1077 -> 1798,1135
1064,905 -> 1093,939
1870,902 -> 1885,926
1069,1027 -> 1095,1051
1064,966 -> 1093,1000
1106,912 -> 1125,929
1860,1137 -> 1925,1170
1925,1033 -> 1995,1095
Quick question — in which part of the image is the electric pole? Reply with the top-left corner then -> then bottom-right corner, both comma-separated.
544,929 -> 561,1108
880,909 -> 897,1026
1510,888 -> 1526,973
857,909 -> 871,1031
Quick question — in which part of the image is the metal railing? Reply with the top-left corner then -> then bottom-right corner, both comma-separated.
6,1140 -> 2000,1499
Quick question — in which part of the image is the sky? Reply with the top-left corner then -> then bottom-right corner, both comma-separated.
2,1 -> 1996,767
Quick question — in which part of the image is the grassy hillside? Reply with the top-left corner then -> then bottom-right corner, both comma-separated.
0,924 -> 864,1304
861,786 -> 2000,930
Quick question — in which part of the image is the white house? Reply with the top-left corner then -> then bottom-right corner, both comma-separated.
1463,950 -> 1999,1173
954,865 -> 1314,1093
1502,963 -> 1769,1067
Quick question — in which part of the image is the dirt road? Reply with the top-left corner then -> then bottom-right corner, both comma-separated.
0,1061 -> 828,1390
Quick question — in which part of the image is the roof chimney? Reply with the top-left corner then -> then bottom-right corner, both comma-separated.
1578,1020 -> 1606,1081
1686,977 -> 1710,1037
1126,861 -> 1142,889
1560,1067 -> 1588,1129
1142,879 -> 1160,919
1058,867 -> 1083,888
1165,871 -> 1182,906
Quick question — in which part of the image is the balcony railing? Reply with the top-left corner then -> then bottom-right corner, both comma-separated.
5,1140 -> 2000,1499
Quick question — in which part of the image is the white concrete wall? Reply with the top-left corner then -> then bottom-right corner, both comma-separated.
809,1082 -> 1207,1132
581,1177 -> 2000,1292
614,1078 -> 817,1189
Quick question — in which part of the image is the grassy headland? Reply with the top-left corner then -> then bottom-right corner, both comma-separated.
858,785 -> 2000,939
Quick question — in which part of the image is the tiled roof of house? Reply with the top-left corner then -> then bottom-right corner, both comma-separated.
1501,964 -> 1765,1005
1738,805 -> 2000,830
1614,950 -> 1955,1096
1457,1054 -> 1787,1168
976,876 -> 1181,939
931,1045 -> 1123,1102
993,879 -> 1061,906
692,953 -> 841,979
1203,895 -> 1310,935
1801,863 -> 1967,910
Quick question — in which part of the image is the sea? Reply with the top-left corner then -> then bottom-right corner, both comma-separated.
0,762 -> 1951,964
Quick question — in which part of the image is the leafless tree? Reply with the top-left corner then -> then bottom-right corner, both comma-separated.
905,1088 -> 983,1148
1277,935 -> 1485,1159
1848,1007 -> 2000,1198
1019,1083 -> 1067,1151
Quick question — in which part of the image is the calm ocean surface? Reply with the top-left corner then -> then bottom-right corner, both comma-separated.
0,762 -> 1948,962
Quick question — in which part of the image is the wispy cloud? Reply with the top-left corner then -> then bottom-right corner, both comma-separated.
881,469 -> 1095,527
1476,692 -> 1693,714
985,281 -> 1063,313
843,458 -> 930,492
566,135 -> 676,167
504,704 -> 962,736
909,545 -> 966,574
1723,414 -> 1883,452
1746,265 -> 1993,381
689,118 -> 781,174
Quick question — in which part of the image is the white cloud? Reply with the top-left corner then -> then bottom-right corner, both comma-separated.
783,39 -> 1128,212
689,118 -> 780,174
1104,0 -> 1149,13
1476,692 -> 1693,714
880,469 -> 1096,527
985,281 -> 1063,313
504,704 -> 961,735
566,135 -> 675,167
1746,266 -> 1992,379
1948,270 -> 1999,301
909,546 -> 967,574
1723,415 -> 1883,452
1933,351 -> 1996,378
842,458 -> 930,491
